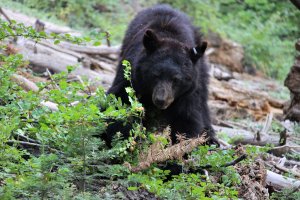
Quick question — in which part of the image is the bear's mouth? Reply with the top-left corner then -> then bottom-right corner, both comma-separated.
153,98 -> 174,110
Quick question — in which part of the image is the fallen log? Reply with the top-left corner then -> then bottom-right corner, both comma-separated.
11,74 -> 39,92
213,125 -> 300,146
266,170 -> 300,190
58,41 -> 120,55
16,38 -> 114,88
1,8 -> 77,34
17,38 -> 81,73
214,125 -> 277,146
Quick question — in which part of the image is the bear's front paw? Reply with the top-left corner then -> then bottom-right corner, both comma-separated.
205,136 -> 220,147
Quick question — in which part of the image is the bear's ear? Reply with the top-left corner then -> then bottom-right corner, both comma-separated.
143,29 -> 160,53
190,41 -> 207,63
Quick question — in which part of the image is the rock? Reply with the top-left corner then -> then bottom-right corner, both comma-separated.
207,34 -> 244,73
209,63 -> 234,81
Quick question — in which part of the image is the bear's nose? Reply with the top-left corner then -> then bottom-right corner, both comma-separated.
152,82 -> 174,109
153,97 -> 166,108
153,92 -> 173,110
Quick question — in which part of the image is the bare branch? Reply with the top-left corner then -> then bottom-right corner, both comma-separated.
126,135 -> 207,173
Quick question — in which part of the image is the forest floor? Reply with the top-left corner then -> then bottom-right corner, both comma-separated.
1,7 -> 300,200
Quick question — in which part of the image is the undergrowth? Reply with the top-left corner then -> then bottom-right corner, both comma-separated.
0,46 -> 245,199
0,15 -> 288,199
0,19 -> 243,199
0,48 -> 245,199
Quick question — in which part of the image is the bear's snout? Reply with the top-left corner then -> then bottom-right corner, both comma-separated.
152,82 -> 174,110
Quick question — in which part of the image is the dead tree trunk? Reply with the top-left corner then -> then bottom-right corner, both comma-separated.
284,40 -> 300,121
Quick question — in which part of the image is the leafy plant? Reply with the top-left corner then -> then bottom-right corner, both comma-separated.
127,145 -> 244,199
0,43 -> 142,199
270,188 -> 300,200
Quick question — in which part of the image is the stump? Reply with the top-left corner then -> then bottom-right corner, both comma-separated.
284,39 -> 300,121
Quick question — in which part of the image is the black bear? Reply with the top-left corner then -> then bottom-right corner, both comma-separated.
107,4 -> 217,145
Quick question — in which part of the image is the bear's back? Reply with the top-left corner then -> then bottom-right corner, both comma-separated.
121,5 -> 198,61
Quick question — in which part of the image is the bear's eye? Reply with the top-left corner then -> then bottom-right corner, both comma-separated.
152,71 -> 160,78
185,75 -> 192,81
172,75 -> 181,84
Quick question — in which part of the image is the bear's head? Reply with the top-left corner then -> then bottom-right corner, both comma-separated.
134,29 -> 207,110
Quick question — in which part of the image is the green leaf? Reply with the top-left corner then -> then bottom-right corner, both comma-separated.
54,40 -> 60,45
127,186 -> 139,191
93,41 -> 101,46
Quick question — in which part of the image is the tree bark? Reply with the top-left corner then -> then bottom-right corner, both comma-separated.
284,39 -> 300,121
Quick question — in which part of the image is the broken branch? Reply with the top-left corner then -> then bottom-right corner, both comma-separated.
127,135 -> 207,173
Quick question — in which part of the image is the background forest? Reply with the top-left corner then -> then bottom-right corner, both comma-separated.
2,0 -> 299,80
0,0 -> 300,199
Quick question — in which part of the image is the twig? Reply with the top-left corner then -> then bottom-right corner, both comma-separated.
46,68 -> 60,89
260,112 -> 273,136
0,7 -> 11,23
200,154 -> 247,169
266,154 -> 300,168
223,154 -> 248,167
6,140 -> 61,153
76,75 -> 92,96
203,169 -> 210,181
104,31 -> 111,47
7,140 -> 42,147
285,159 -> 300,167
15,133 -> 40,144
274,163 -> 300,178
277,157 -> 286,167
268,145 -> 300,157
216,138 -> 231,148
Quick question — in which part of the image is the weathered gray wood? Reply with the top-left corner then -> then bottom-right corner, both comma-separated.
11,74 -> 39,92
266,170 -> 300,190
214,125 -> 289,146
16,39 -> 114,88
58,41 -> 120,55
1,8 -> 77,34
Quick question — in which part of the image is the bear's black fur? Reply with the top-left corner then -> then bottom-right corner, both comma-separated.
107,4 -> 216,145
